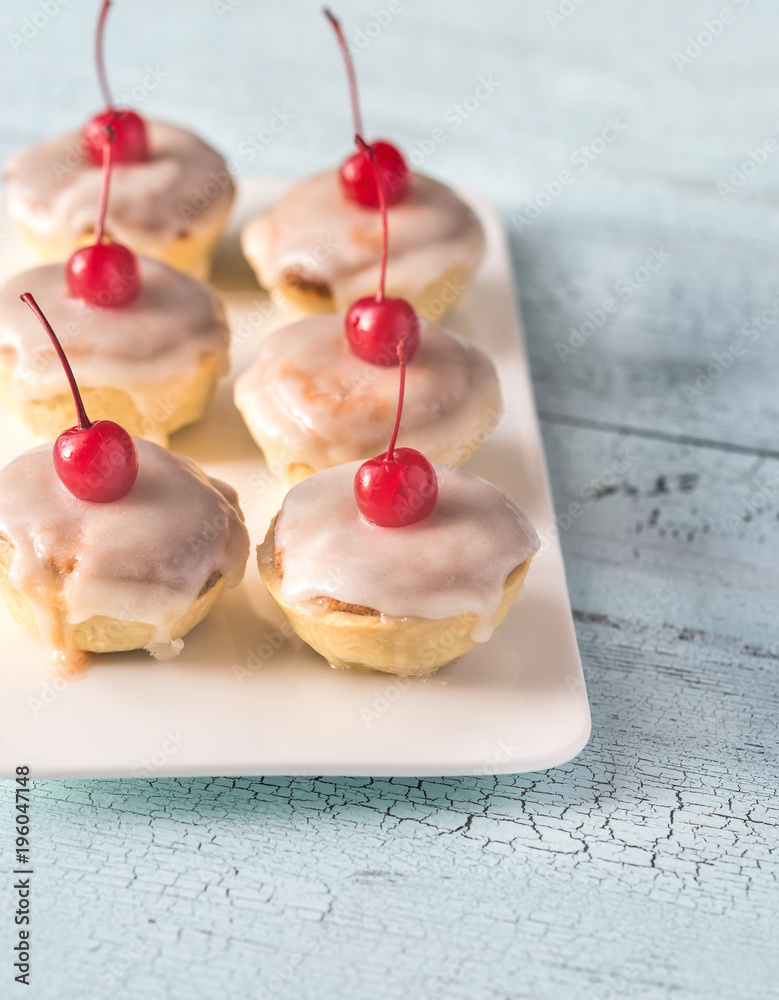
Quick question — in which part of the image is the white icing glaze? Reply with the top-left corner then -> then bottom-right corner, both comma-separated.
0,258 -> 229,419
275,462 -> 539,635
0,440 -> 249,658
242,170 -> 485,310
234,314 -> 501,472
4,121 -> 234,254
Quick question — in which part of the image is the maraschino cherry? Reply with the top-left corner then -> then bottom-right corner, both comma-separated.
324,8 -> 410,207
354,339 -> 438,527
20,293 -> 139,503
345,136 -> 419,366
66,126 -> 140,308
82,0 -> 149,165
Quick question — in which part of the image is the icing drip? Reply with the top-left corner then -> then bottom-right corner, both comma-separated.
275,462 -> 539,636
234,314 -> 501,472
0,258 -> 229,418
0,441 -> 249,659
4,121 -> 234,252
242,170 -> 485,310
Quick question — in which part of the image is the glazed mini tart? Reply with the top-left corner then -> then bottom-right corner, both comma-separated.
0,439 -> 249,667
241,171 -> 485,320
0,259 -> 230,444
3,4 -> 233,280
4,121 -> 234,281
241,11 -> 484,319
258,462 -> 539,677
233,313 -> 500,482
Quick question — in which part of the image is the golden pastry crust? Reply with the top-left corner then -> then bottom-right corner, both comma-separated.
241,211 -> 476,322
252,422 -> 492,487
257,515 -> 534,677
0,352 -> 227,445
0,537 -> 226,656
15,203 -> 232,281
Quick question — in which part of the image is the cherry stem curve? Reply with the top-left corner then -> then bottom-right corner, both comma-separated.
385,340 -> 407,459
94,126 -> 115,246
355,134 -> 388,302
20,293 -> 92,430
96,0 -> 113,109
324,9 -> 364,138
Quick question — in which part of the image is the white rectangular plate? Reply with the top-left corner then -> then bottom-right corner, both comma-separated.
0,176 -> 589,778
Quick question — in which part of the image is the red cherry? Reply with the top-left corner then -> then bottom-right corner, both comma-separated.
354,448 -> 438,528
20,293 -> 138,503
341,140 -> 410,208
67,243 -> 140,308
324,10 -> 410,207
346,296 -> 419,365
84,109 -> 148,165
53,419 -> 139,504
67,127 -> 141,308
82,1 -> 149,166
354,340 -> 438,527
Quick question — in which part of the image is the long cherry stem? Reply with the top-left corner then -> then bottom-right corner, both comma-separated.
324,9 -> 364,138
385,340 -> 407,459
21,294 -> 92,429
355,134 -> 387,303
94,126 -> 114,245
96,0 -> 113,109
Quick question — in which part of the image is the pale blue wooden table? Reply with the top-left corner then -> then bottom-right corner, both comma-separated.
1,2 -> 778,997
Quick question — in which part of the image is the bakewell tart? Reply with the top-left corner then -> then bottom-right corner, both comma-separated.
241,10 -> 484,319
3,2 -> 234,279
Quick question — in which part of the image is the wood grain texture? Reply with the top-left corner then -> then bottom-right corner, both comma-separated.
1,1 -> 778,997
